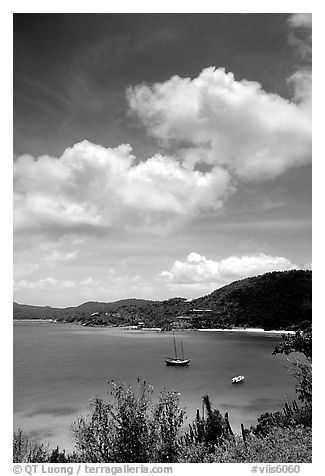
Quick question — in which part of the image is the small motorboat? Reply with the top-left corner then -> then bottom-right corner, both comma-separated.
231,375 -> 245,384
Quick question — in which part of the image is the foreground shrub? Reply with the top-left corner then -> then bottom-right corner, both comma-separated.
13,430 -> 79,463
179,426 -> 312,463
252,402 -> 311,437
13,429 -> 49,463
73,379 -> 185,463
151,389 -> 186,462
182,395 -> 231,448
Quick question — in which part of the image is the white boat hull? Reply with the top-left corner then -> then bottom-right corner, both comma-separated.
231,375 -> 245,384
165,358 -> 190,366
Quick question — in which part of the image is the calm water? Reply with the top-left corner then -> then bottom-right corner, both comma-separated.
14,322 -> 297,450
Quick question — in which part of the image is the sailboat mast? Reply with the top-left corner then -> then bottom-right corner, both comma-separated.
173,331 -> 178,359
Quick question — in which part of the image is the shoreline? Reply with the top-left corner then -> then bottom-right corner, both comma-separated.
13,320 -> 296,334
13,319 -> 55,322
197,328 -> 296,334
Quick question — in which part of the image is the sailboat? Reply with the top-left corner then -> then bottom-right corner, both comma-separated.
165,332 -> 190,366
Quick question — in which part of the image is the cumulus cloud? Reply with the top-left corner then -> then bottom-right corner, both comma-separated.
14,140 -> 233,235
287,69 -> 311,115
287,13 -> 312,116
288,13 -> 312,29
127,67 -> 311,180
288,13 -> 312,60
159,252 -> 299,288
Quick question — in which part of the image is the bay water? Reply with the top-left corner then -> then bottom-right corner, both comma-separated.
14,322 -> 298,451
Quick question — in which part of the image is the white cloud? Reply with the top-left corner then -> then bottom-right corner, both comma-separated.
287,14 -> 312,116
45,249 -> 79,262
14,277 -> 77,291
288,13 -> 312,30
62,280 -> 77,288
14,60 -> 312,241
217,254 -> 298,278
81,272 -> 154,302
13,263 -> 39,278
14,276 -> 58,290
159,252 -> 299,288
14,140 -> 233,235
80,277 -> 97,287
287,69 -> 311,115
127,67 -> 311,180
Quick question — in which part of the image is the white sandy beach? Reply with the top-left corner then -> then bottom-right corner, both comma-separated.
197,328 -> 296,334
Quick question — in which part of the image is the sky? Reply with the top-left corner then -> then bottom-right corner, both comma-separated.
13,13 -> 312,307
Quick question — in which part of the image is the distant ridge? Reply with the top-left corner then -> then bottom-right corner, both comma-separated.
13,270 -> 311,330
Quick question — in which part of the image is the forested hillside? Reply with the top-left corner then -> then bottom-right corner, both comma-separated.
191,270 -> 311,330
13,270 -> 311,330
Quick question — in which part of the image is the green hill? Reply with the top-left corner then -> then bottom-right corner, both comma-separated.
13,269 -> 311,330
190,269 -> 311,330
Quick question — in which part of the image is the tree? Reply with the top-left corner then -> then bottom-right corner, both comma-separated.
272,328 -> 312,362
272,328 -> 312,412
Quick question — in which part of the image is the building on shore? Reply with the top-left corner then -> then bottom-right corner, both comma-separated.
172,316 -> 192,329
172,309 -> 213,329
